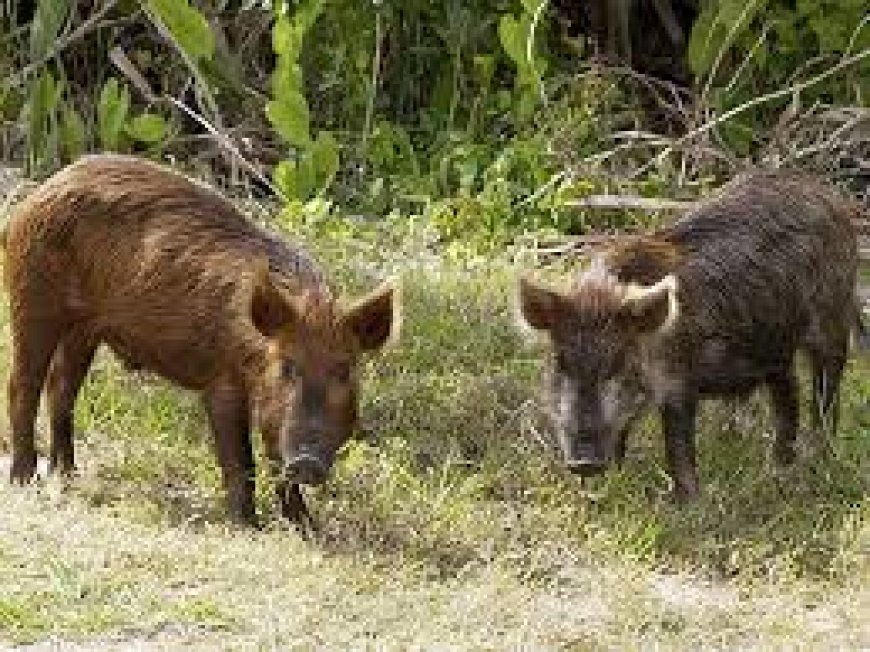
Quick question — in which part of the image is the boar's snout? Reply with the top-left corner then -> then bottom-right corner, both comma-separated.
565,458 -> 608,476
563,438 -> 609,476
284,444 -> 329,485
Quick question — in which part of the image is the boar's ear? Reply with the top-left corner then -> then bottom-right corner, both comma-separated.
619,274 -> 679,335
250,260 -> 295,337
343,281 -> 399,351
517,276 -> 568,332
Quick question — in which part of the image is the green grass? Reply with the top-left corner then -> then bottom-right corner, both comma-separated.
0,215 -> 868,648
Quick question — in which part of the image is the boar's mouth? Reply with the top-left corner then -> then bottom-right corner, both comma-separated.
565,458 -> 608,476
563,439 -> 610,476
284,445 -> 331,485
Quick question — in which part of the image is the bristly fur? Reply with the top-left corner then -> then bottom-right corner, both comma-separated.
3,154 -> 398,525
520,168 -> 861,502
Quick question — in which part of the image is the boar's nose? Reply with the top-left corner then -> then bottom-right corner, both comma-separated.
285,447 -> 328,486
565,458 -> 607,476
564,440 -> 608,476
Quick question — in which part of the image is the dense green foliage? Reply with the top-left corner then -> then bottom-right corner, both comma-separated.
0,0 -> 867,240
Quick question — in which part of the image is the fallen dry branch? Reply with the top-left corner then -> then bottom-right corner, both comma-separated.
563,195 -> 695,211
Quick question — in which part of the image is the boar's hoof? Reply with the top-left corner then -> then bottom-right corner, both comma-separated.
565,459 -> 608,476
8,453 -> 37,485
773,442 -> 797,466
672,482 -> 700,505
228,509 -> 260,529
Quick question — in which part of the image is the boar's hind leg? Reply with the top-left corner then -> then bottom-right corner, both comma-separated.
661,397 -> 700,502
810,349 -> 846,436
8,318 -> 64,484
767,367 -> 799,465
203,380 -> 257,525
45,331 -> 97,474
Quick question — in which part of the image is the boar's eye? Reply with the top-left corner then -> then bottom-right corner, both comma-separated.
331,362 -> 351,383
281,359 -> 299,381
555,351 -> 571,374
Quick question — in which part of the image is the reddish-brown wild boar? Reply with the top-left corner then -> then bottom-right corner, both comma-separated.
3,154 -> 398,525
519,170 -> 862,501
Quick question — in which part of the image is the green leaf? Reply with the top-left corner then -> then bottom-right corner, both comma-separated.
271,59 -> 304,103
98,78 -> 130,151
59,102 -> 86,160
266,91 -> 310,148
520,0 -> 543,14
125,113 -> 167,144
30,0 -> 70,60
687,6 -> 720,76
310,131 -> 339,193
273,157 -> 314,201
27,71 -> 59,168
272,15 -> 302,59
148,0 -> 215,61
498,15 -> 525,68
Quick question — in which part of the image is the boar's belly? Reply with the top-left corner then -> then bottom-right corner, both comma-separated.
693,338 -> 790,396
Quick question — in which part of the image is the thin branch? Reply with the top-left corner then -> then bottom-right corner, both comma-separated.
563,195 -> 694,211
165,96 -> 282,198
630,47 -> 870,179
527,0 -> 550,106
360,8 -> 384,162
109,45 -> 280,198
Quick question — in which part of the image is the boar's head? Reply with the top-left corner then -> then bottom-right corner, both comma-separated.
519,260 -> 679,474
250,263 -> 398,485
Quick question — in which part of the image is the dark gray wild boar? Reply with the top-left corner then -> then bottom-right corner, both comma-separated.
4,154 -> 399,526
519,170 -> 861,500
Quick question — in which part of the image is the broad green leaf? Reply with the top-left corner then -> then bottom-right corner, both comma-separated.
273,160 -> 299,199
273,156 -> 315,201
59,102 -> 86,160
30,0 -> 70,60
148,0 -> 215,61
266,91 -> 310,147
125,113 -> 167,143
295,156 -> 316,201
498,15 -> 525,68
98,78 -> 130,151
272,15 -> 302,59
270,59 -> 304,103
310,131 -> 339,192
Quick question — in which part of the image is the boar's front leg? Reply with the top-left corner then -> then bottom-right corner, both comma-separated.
767,367 -> 799,465
203,379 -> 257,525
660,396 -> 700,502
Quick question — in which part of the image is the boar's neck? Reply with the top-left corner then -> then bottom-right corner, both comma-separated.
606,237 -> 683,286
